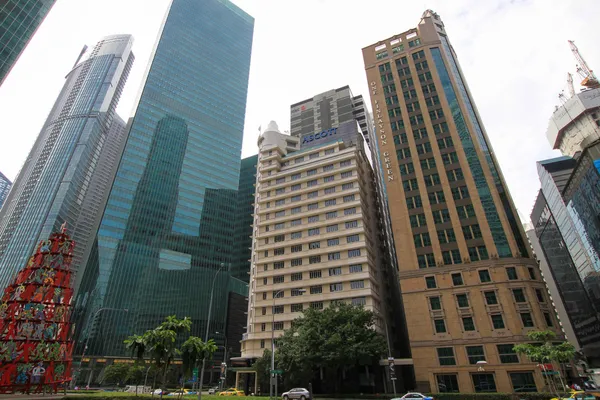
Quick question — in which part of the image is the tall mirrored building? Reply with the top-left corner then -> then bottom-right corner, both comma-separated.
72,0 -> 254,366
0,35 -> 134,288
0,172 -> 11,209
0,0 -> 56,86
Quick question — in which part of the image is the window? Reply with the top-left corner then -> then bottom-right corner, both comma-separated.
329,267 -> 342,276
426,276 -> 437,289
437,136 -> 454,149
434,319 -> 446,333
425,95 -> 440,107
451,186 -> 469,200
274,235 -> 284,243
457,204 -> 476,219
347,234 -> 360,243
433,121 -> 448,135
406,102 -> 419,112
291,206 -> 301,214
273,305 -> 284,313
432,209 -> 451,224
417,253 -> 436,268
399,162 -> 415,175
291,173 -> 301,181
308,228 -> 320,236
276,177 -> 285,185
308,215 -> 319,223
472,374 -> 496,393
424,173 -> 441,187
291,245 -> 302,253
330,283 -> 343,292
350,280 -> 365,289
348,249 -> 361,257
307,169 -> 317,176
291,184 -> 301,191
442,249 -> 462,265
308,203 -> 318,211
309,270 -> 322,279
342,183 -> 354,190
309,152 -> 319,159
416,142 -> 432,155
274,223 -> 284,230
462,317 -> 475,331
274,261 -> 285,269
512,288 -> 526,303
328,252 -> 341,261
352,297 -> 366,306
263,264 -> 269,271
311,301 -> 323,310
403,178 -> 419,191
327,238 -> 339,246
506,267 -> 518,280
456,293 -> 469,308
345,220 -> 358,229
414,128 -> 428,140
469,246 -> 489,261
437,347 -> 455,365
497,344 -> 518,363
410,213 -> 427,228
309,255 -> 321,264
414,233 -> 431,248
446,168 -> 464,182
520,312 -> 534,328
260,340 -> 265,348
451,273 -> 463,286
544,312 -> 554,327
290,259 -> 302,267
307,191 -> 318,198
491,314 -> 505,329
396,148 -> 411,160
406,195 -> 423,209
535,289 -> 545,303
291,288 -> 304,296
428,191 -> 445,204
478,270 -> 491,283
394,133 -> 408,144
291,272 -> 303,281
307,179 -> 318,187
275,199 -> 285,207
327,224 -> 338,232
510,372 -> 537,393
340,160 -> 351,167
343,194 -> 355,202
274,248 -> 284,256
441,152 -> 459,165
528,267 -> 537,280
484,291 -> 498,305
323,175 -> 334,183
438,228 -> 456,244
429,296 -> 441,310
349,264 -> 362,273
436,375 -> 459,393
323,164 -> 334,172
466,346 -> 485,364
462,224 -> 482,240
344,207 -> 357,215
341,171 -> 352,179
310,285 -> 322,294
291,219 -> 301,226
291,304 -> 303,313
295,156 -> 304,163
273,322 -> 284,330
261,322 -> 266,332
429,109 -> 444,120
273,275 -> 284,284
291,195 -> 301,202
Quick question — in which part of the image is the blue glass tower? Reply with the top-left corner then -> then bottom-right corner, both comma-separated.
0,172 -> 11,209
73,0 -> 254,361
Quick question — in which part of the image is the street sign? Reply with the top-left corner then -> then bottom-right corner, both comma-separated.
388,357 -> 396,381
192,368 -> 198,381
270,369 -> 283,374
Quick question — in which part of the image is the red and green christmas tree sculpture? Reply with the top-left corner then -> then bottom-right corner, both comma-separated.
0,224 -> 75,393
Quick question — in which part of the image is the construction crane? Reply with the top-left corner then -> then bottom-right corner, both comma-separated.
569,40 -> 600,89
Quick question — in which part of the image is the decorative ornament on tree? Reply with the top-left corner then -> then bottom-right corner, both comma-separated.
0,228 -> 75,394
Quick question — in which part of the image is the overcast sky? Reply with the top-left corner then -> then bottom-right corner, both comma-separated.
0,0 -> 598,221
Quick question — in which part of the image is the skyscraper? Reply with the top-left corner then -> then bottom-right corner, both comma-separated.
363,10 -> 559,394
72,0 -> 254,366
0,172 -> 11,209
0,0 -> 56,86
0,35 -> 134,288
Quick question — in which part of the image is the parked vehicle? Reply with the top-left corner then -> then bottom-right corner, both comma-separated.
282,388 -> 311,400
153,389 -> 170,396
551,391 -> 596,400
393,393 -> 434,400
218,388 -> 245,396
208,387 -> 220,395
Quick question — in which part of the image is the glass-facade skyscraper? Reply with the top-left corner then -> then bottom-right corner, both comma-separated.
0,0 -> 56,86
0,172 -> 11,209
73,0 -> 254,362
0,35 -> 134,288
232,155 -> 258,282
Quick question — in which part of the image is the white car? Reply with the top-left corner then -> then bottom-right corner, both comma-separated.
393,393 -> 434,400
208,388 -> 219,395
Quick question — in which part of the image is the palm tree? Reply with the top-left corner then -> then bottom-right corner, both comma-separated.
124,334 -> 147,361
179,337 -> 217,398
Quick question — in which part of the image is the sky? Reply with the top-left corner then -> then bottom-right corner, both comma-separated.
0,0 -> 598,222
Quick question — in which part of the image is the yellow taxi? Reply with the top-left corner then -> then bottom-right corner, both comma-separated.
551,391 -> 596,400
217,388 -> 245,397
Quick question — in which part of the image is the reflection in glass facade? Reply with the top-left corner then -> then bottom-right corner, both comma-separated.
73,0 -> 254,358
0,35 -> 134,288
0,0 -> 56,86
232,155 -> 257,282
0,172 -> 11,209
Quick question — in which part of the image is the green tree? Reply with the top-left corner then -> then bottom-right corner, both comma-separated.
103,363 -> 130,385
514,330 -> 576,395
179,336 -> 218,396
253,349 -> 272,394
276,303 -> 387,392
124,334 -> 146,360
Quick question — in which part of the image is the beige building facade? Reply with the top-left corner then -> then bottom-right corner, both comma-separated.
362,10 -> 563,394
241,121 -> 385,359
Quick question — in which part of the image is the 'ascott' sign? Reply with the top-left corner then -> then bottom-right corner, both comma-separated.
302,127 -> 338,144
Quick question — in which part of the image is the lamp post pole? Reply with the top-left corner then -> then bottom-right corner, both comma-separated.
198,263 -> 225,400
75,307 -> 128,388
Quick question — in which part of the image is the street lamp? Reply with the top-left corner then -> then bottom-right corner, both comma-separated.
270,288 -> 305,400
198,263 -> 226,400
74,307 -> 129,388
